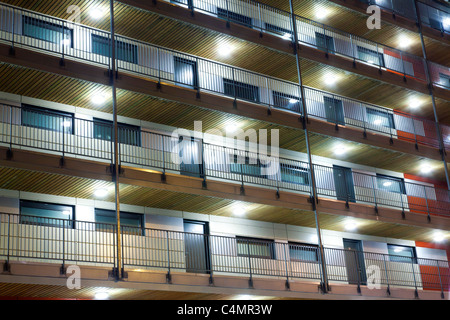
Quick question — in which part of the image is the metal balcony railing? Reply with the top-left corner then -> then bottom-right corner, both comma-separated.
0,4 -> 449,150
0,103 -> 449,217
0,213 -> 449,294
359,0 -> 450,35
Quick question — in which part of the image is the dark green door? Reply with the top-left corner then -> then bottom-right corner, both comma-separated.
343,239 -> 367,285
324,96 -> 345,125
332,165 -> 355,203
183,220 -> 210,273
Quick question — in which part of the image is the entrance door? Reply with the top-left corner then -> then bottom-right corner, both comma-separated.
183,220 -> 210,274
179,136 -> 204,178
174,56 -> 198,89
324,96 -> 345,125
343,239 -> 367,285
332,165 -> 356,203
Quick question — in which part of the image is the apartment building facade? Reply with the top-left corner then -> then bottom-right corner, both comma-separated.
0,0 -> 449,300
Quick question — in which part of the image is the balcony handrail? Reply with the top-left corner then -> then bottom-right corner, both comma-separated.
0,212 -> 449,293
0,103 -> 449,217
1,6 -> 449,149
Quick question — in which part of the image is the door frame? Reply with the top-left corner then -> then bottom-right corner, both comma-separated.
183,219 -> 211,274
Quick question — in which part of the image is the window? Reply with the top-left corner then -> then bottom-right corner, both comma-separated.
93,118 -> 141,146
315,32 -> 335,53
366,108 -> 395,129
289,243 -> 319,262
94,209 -> 144,235
217,8 -> 252,27
265,23 -> 292,39
280,164 -> 309,186
22,16 -> 73,47
20,200 -> 74,228
223,79 -> 260,103
230,155 -> 264,178
357,46 -> 385,67
236,237 -> 275,259
439,73 -> 450,88
174,57 -> 198,89
272,91 -> 301,112
376,174 -> 406,194
388,244 -> 417,264
21,104 -> 74,134
91,34 -> 138,64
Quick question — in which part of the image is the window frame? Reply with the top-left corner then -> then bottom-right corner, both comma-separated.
94,208 -> 145,235
22,16 -> 74,48
357,45 -> 385,67
217,8 -> 253,28
288,242 -> 319,263
19,200 -> 75,228
376,174 -> 406,195
93,118 -> 142,147
223,78 -> 260,103
236,236 -> 275,260
387,244 -> 418,264
280,163 -> 309,186
91,34 -> 138,64
21,104 -> 75,134
366,108 -> 395,129
271,91 -> 302,112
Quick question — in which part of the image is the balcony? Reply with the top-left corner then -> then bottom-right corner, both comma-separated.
0,4 -> 449,154
0,213 -> 449,298
0,104 -> 449,218
1,2 -> 449,95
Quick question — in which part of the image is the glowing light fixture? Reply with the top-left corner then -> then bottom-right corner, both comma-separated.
315,8 -> 329,20
233,206 -> 246,216
94,188 -> 108,198
334,145 -> 347,156
420,164 -> 433,174
94,292 -> 109,300
217,44 -> 233,57
91,93 -> 107,106
324,74 -> 338,86
89,7 -> 104,20
344,221 -> 357,231
398,35 -> 412,48
433,232 -> 445,243
443,17 -> 450,28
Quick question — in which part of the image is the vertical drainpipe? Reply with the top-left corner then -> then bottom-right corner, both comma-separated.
110,0 -> 122,280
288,0 -> 329,293
413,0 -> 450,190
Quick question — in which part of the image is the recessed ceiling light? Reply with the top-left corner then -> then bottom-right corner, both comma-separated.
398,35 -> 412,48
91,94 -> 107,106
94,189 -> 108,198
89,7 -> 105,20
94,292 -> 109,300
344,221 -> 357,231
315,8 -> 329,20
324,74 -> 338,86
233,206 -> 246,216
409,99 -> 422,109
334,145 -> 347,155
433,232 -> 445,243
226,124 -> 239,134
420,164 -> 433,174
217,44 -> 233,57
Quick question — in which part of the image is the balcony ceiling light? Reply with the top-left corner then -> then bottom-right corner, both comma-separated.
233,206 -> 246,216
324,74 -> 338,86
217,44 -> 233,57
409,99 -> 422,109
315,8 -> 329,20
94,292 -> 109,300
226,123 -> 239,134
420,164 -> 433,174
91,93 -> 107,106
398,35 -> 412,48
94,188 -> 108,198
89,7 -> 105,20
344,221 -> 357,231
333,145 -> 347,156
433,232 -> 445,243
